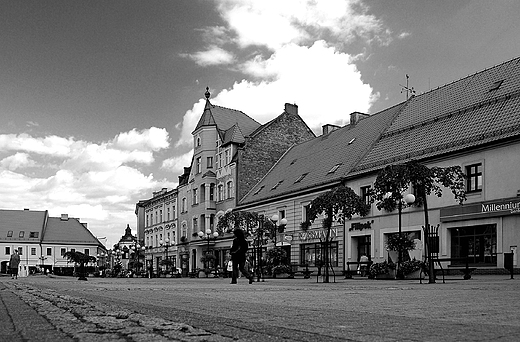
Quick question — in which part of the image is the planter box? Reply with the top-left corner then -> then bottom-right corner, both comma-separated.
375,269 -> 396,279
404,269 -> 422,279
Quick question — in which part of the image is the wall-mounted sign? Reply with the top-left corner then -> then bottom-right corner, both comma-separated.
298,228 -> 337,241
441,197 -> 520,222
349,220 -> 374,231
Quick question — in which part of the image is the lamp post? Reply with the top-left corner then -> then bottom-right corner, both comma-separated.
257,215 -> 265,282
130,242 -> 145,277
112,248 -> 122,277
270,214 -> 287,249
159,239 -> 172,275
397,193 -> 416,279
198,229 -> 219,273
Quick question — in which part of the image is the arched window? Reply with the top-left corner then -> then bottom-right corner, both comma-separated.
226,181 -> 233,199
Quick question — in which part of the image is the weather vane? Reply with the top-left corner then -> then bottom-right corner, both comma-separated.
400,74 -> 416,100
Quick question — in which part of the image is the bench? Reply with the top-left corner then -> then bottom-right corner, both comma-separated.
344,261 -> 372,279
427,257 -> 476,283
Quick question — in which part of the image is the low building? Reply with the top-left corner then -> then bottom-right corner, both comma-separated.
0,209 -> 106,276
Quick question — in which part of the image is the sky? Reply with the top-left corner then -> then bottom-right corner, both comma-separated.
1,0 -> 519,248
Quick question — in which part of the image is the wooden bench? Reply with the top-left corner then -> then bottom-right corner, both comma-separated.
429,257 -> 476,283
344,261 -> 372,279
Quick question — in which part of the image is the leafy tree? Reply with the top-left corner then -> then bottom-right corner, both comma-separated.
371,159 -> 466,283
307,185 -> 370,283
63,251 -> 97,281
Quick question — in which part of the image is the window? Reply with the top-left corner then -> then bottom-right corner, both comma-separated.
209,183 -> 215,201
218,184 -> 224,201
155,211 -> 158,224
300,242 -> 339,267
193,217 -> 198,232
271,180 -> 284,190
172,205 -> 176,219
193,188 -> 199,205
279,209 -> 286,219
5,247 -> 10,255
18,247 -> 23,255
19,231 -> 24,238
360,185 -> 372,205
29,232 -> 39,238
489,80 -> 504,92
70,248 -> 75,253
253,185 -> 265,195
146,214 -> 149,227
328,163 -> 341,174
46,248 -> 52,256
196,136 -> 201,147
302,204 -> 311,222
466,163 -> 482,193
84,249 -> 89,256
61,248 -> 66,256
196,157 -> 202,173
207,156 -> 213,168
7,230 -> 13,237
226,181 -> 233,199
182,198 -> 187,212
224,150 -> 230,164
294,173 -> 308,183
31,248 -> 36,255
451,225 -> 496,265
160,210 -> 163,223
167,207 -> 170,221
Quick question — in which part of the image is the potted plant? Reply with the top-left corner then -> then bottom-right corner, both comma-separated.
369,261 -> 396,279
300,221 -> 311,230
400,259 -> 426,279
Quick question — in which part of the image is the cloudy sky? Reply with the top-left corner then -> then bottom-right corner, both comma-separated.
1,0 -> 519,247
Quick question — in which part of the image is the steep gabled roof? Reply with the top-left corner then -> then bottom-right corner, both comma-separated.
43,216 -> 102,246
352,56 -> 520,174
222,124 -> 246,145
0,209 -> 47,242
193,100 -> 261,139
239,102 -> 405,205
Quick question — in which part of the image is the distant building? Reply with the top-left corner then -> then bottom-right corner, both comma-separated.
0,209 -> 106,276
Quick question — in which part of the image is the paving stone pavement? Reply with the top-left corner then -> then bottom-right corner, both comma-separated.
1,274 -> 520,341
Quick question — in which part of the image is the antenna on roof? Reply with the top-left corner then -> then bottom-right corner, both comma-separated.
205,87 -> 211,99
400,74 -> 416,100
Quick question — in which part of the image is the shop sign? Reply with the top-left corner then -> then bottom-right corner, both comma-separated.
441,197 -> 520,222
349,220 -> 374,231
299,228 -> 337,241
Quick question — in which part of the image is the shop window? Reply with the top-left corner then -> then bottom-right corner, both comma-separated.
450,225 -> 497,265
300,242 -> 338,267
466,163 -> 482,193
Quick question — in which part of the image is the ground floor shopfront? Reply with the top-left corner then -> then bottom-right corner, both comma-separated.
345,196 -> 520,273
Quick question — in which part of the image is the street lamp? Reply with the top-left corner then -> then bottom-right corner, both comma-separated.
397,193 -> 415,279
130,243 -> 145,277
270,214 -> 287,248
159,239 -> 172,275
198,229 -> 219,273
256,215 -> 266,282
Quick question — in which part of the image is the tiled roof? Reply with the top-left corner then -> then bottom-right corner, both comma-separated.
43,217 -> 102,245
239,102 -> 405,205
353,56 -> 520,174
0,209 -> 47,241
222,124 -> 246,145
193,100 -> 261,138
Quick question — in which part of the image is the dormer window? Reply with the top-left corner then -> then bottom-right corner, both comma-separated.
328,163 -> 342,174
294,173 -> 308,183
489,80 -> 504,92
253,185 -> 265,195
271,180 -> 284,190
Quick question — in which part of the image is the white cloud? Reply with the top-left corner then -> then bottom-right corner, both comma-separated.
161,149 -> 194,175
0,127 -> 172,248
183,46 -> 236,66
174,0 -> 388,147
0,152 -> 36,170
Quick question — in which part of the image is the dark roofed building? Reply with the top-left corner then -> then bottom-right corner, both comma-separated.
0,209 -> 105,276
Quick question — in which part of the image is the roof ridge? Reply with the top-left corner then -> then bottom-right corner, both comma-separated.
211,103 -> 261,125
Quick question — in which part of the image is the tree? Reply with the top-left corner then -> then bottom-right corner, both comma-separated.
371,160 -> 466,283
307,185 -> 371,283
63,251 -> 97,281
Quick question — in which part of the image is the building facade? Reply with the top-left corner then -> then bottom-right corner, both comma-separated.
0,209 -> 106,276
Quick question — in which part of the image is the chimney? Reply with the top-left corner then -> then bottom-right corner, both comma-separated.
284,103 -> 298,116
349,112 -> 370,126
60,214 -> 69,221
24,208 -> 29,211
322,124 -> 341,135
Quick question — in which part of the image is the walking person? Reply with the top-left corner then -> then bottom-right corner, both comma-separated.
230,228 -> 254,284
9,250 -> 21,279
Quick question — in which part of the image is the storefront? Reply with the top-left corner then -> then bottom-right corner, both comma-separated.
440,197 -> 520,268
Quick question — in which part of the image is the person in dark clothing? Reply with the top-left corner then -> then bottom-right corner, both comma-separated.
230,228 -> 254,284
